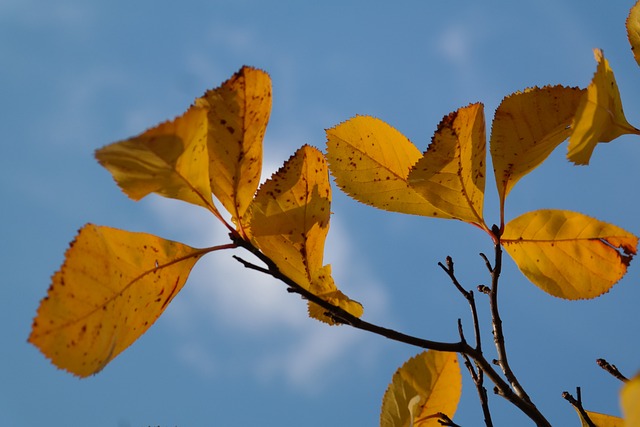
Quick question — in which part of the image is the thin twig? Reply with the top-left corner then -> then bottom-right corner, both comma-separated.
563,388 -> 597,427
597,358 -> 628,382
232,233 -> 552,427
437,412 -> 462,427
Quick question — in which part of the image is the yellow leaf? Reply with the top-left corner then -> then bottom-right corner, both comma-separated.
29,224 -> 209,377
490,86 -> 585,211
407,103 -> 487,227
502,209 -> 638,299
627,1 -> 640,67
95,106 -> 215,212
249,145 -> 331,289
578,411 -> 624,427
622,374 -> 640,427
326,116 -> 445,217
196,66 -> 272,234
307,265 -> 363,325
568,49 -> 640,165
380,351 -> 461,427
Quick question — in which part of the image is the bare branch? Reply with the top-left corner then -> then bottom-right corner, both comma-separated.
563,388 -> 597,427
597,358 -> 628,382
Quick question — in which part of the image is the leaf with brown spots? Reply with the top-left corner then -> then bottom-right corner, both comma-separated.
196,66 -> 272,237
501,209 -> 638,299
29,224 -> 212,377
326,115 -> 446,218
380,351 -> 461,427
95,105 -> 217,214
407,103 -> 488,229
490,86 -> 584,216
249,145 -> 363,322
567,49 -> 640,165
308,265 -> 363,325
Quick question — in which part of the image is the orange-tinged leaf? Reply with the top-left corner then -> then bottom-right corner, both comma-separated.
196,66 -> 272,233
622,374 -> 640,427
490,86 -> 585,210
380,351 -> 461,427
95,106 -> 215,212
29,224 -> 208,377
568,49 -> 640,165
627,1 -> 640,67
326,116 -> 445,217
502,209 -> 638,299
249,145 -> 331,289
308,265 -> 363,325
408,103 -> 487,227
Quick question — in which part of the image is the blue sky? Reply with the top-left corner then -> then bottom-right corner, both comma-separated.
2,1 -> 639,426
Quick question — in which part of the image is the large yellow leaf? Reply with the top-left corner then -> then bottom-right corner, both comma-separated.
95,106 -> 215,212
622,374 -> 640,427
568,49 -> 640,165
490,86 -> 585,210
249,146 -> 362,323
196,66 -> 272,234
29,224 -> 209,377
407,103 -> 487,227
249,145 -> 331,289
627,1 -> 640,67
502,209 -> 638,299
308,265 -> 363,325
326,116 -> 445,217
380,351 -> 461,427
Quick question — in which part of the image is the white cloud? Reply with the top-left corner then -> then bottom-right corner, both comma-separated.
144,179 -> 388,390
435,25 -> 470,66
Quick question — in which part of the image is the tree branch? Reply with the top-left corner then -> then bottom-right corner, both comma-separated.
563,388 -> 596,427
597,358 -> 628,382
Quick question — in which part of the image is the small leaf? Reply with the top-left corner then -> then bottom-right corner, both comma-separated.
502,209 -> 638,299
627,1 -> 640,67
308,265 -> 363,325
196,66 -> 272,234
622,374 -> 640,427
29,224 -> 209,377
380,351 -> 461,427
490,86 -> 585,210
96,106 -> 215,212
408,103 -> 487,227
568,49 -> 640,165
326,116 -> 445,217
249,145 -> 331,289
581,411 -> 624,427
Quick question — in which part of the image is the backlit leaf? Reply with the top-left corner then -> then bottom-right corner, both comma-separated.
407,103 -> 487,227
490,86 -> 584,212
502,209 -> 637,299
308,265 -> 363,325
249,145 -> 331,289
622,374 -> 640,427
380,351 -> 461,427
568,49 -> 640,165
29,224 -> 209,377
95,106 -> 215,212
326,116 -> 445,217
196,66 -> 272,235
627,1 -> 640,67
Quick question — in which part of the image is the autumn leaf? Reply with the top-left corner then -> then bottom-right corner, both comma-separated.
502,209 -> 638,299
308,265 -> 363,325
196,66 -> 272,235
578,411 -> 624,427
29,224 -> 213,377
627,1 -> 640,67
568,49 -> 640,165
380,351 -> 461,427
490,85 -> 584,215
407,103 -> 487,228
326,115 -> 445,218
622,374 -> 640,427
95,105 -> 216,213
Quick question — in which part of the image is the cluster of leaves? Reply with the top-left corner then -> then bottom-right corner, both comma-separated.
29,1 -> 640,426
